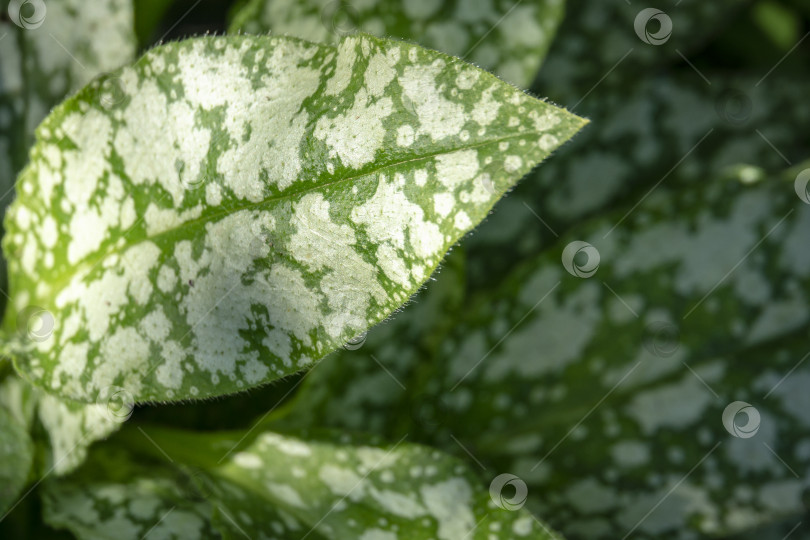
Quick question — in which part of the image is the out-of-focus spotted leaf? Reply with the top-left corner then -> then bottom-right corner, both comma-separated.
18,0 -> 136,137
0,368 -> 36,428
0,370 -> 126,476
135,427 -> 563,540
268,169 -> 810,538
0,398 -> 33,516
1,33 -> 584,404
466,70 -> 810,288
535,0 -> 746,99
230,0 -> 566,88
0,0 -> 135,199
42,447 -> 217,540
37,392 -> 129,475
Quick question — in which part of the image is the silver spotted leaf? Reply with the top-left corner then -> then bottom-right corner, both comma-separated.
230,0 -> 566,87
536,0 -> 746,99
0,372 -> 125,476
467,68 -> 810,288
130,426 -> 563,540
37,391 -> 129,475
1,33 -> 585,404
0,0 -> 136,211
427,172 -> 810,538
265,169 -> 810,538
42,447 -> 217,540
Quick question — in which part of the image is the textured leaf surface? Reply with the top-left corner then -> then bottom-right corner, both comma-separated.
0,402 -> 33,516
231,0 -> 566,87
42,449 -> 216,540
269,170 -> 810,538
146,428 -> 562,540
2,33 -> 584,404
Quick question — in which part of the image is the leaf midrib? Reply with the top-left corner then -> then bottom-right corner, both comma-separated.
38,130 -> 555,299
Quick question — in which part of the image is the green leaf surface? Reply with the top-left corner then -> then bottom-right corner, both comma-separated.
2,33 -> 584,404
0,402 -> 33,517
268,169 -> 810,538
42,448 -> 216,540
37,391 -> 129,475
535,0 -> 747,99
0,371 -> 126,476
127,426 -> 562,540
0,0 -> 136,319
230,0 -> 566,87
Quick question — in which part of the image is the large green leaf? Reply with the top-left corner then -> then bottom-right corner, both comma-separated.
230,0 -> 566,87
268,167 -> 810,538
1,33 -> 584,404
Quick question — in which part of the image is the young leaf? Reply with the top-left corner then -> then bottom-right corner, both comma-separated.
230,0 -> 566,87
2,33 -> 585,404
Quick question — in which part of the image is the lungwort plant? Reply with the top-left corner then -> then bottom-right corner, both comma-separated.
1,0 -> 809,539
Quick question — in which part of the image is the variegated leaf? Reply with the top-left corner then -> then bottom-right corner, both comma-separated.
37,391 -> 130,475
0,0 -> 135,197
42,448 -> 216,540
127,426 -> 562,539
1,33 -> 585,404
0,371 -> 126,476
267,168 -> 810,538
536,0 -> 746,98
230,0 -> 566,87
